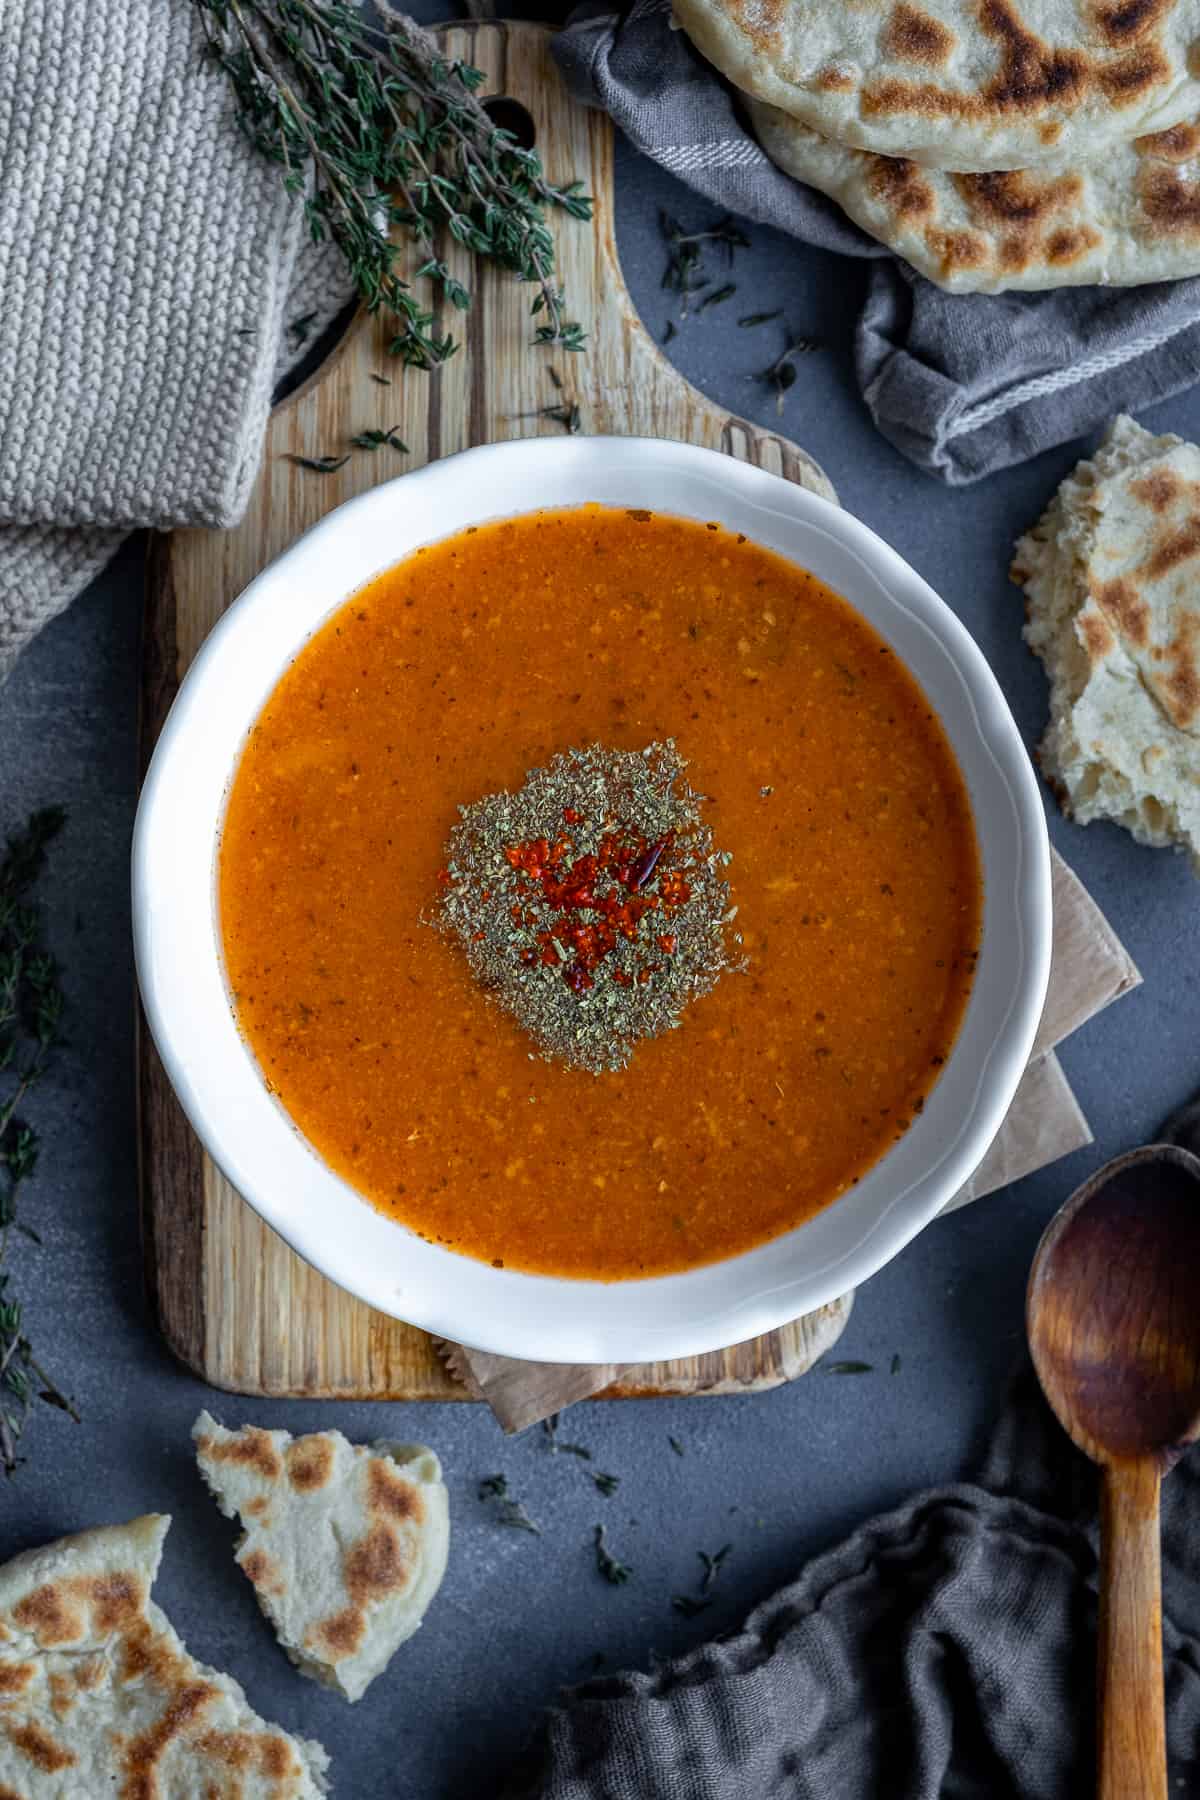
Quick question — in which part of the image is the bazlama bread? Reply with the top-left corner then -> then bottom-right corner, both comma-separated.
748,102 -> 1200,293
194,1415 -> 449,1703
0,1513 -> 329,1797
1013,413 -> 1200,869
672,0 -> 1200,172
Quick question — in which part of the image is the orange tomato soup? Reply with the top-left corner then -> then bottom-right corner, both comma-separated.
219,507 -> 981,1279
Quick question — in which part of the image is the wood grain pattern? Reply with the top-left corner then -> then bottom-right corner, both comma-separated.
136,21 -> 852,1401
1027,1145 -> 1200,1800
1099,1460 -> 1166,1800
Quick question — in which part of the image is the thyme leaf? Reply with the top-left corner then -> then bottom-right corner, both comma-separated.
671,1593 -> 713,1618
544,1414 -> 592,1458
194,0 -> 590,369
668,1435 -> 685,1457
698,1543 -> 732,1591
284,452 -> 351,473
758,333 -> 826,413
593,1471 -> 620,1497
738,309 -> 782,328
594,1524 -> 632,1585
0,809 -> 78,1477
697,283 -> 736,313
478,1471 -> 541,1533
660,211 -> 750,318
823,1360 -> 874,1375
349,426 -> 409,452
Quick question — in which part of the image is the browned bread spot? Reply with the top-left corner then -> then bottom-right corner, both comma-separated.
286,1436 -> 335,1493
343,1524 -> 410,1606
881,2 -> 955,65
867,154 -> 936,220
368,1460 -> 424,1525
310,1603 -> 366,1661
5,1720 -> 76,1772
12,1585 -> 85,1648
194,1428 -> 283,1483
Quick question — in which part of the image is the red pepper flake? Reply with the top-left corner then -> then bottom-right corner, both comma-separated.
657,934 -> 677,955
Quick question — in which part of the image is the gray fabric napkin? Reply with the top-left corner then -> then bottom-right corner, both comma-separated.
554,0 -> 1200,486
503,1105 -> 1200,1799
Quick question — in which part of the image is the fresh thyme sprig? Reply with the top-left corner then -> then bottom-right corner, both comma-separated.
194,0 -> 591,368
0,809 -> 77,1476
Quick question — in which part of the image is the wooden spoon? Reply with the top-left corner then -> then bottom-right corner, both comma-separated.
1027,1143 -> 1200,1800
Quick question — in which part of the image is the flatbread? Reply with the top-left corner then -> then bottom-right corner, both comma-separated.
194,1416 -> 449,1704
673,0 -> 1200,172
0,1513 -> 329,1797
749,101 -> 1200,292
1012,413 -> 1200,868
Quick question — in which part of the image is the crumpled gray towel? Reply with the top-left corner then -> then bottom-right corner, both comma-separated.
504,1103 -> 1200,1799
554,0 -> 1200,486
504,1367 -> 1200,1800
0,0 -> 351,675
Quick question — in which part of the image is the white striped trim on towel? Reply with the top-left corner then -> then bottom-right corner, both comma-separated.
651,139 -> 770,175
944,306 -> 1200,441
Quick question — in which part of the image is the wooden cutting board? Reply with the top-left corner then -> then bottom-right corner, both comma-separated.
137,20 -> 853,1401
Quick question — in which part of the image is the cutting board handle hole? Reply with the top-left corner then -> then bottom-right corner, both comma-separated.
480,95 -> 537,151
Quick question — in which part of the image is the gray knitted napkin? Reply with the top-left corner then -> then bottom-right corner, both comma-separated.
503,1102 -> 1200,1799
0,0 -> 352,674
554,0 -> 1200,486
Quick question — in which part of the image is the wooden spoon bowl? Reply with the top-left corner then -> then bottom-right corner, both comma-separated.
1028,1143 -> 1200,1800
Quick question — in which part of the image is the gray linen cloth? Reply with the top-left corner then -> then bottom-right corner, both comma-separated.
504,1106 -> 1200,1799
554,0 -> 1200,486
0,0 -> 352,674
505,1370 -> 1200,1799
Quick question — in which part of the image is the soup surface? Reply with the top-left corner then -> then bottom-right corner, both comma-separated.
219,507 -> 981,1279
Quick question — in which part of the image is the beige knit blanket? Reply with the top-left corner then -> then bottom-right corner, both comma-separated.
0,0 -> 352,675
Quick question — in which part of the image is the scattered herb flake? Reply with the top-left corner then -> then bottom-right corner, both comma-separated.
698,283 -> 736,313
672,1594 -> 713,1618
668,1435 -> 685,1457
660,212 -> 750,318
891,1353 -> 902,1375
738,310 -> 783,328
544,1416 -> 592,1459
593,1471 -> 620,1497
288,309 -> 319,346
511,403 -> 581,435
699,1544 -> 732,1591
663,321 -> 677,345
478,1472 -> 541,1534
369,372 -> 393,386
823,1360 -> 874,1375
594,1524 -> 632,1585
350,426 -> 408,453
758,333 -> 826,414
284,452 -> 351,474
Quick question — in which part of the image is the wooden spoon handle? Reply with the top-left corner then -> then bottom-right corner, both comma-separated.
1098,1460 -> 1167,1800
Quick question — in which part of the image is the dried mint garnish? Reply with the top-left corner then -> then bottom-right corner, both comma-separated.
435,742 -> 737,1074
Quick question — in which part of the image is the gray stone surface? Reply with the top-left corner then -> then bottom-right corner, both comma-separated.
0,89 -> 1197,1800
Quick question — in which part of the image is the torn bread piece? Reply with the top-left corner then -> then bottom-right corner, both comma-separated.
194,1415 -> 449,1703
1013,413 -> 1200,871
0,1513 -> 329,1797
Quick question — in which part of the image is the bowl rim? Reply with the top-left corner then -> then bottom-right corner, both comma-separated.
133,434 -> 1052,1364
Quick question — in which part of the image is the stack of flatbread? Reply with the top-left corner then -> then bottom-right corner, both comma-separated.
671,0 -> 1200,292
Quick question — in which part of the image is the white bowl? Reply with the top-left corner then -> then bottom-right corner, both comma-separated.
133,436 -> 1051,1365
